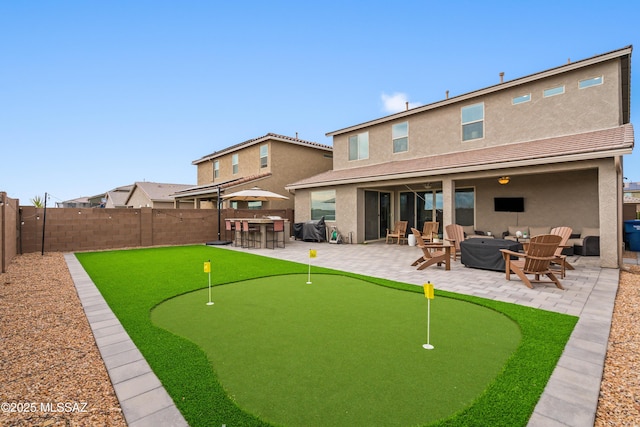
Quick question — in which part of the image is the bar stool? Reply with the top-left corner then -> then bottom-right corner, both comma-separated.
225,220 -> 234,243
242,220 -> 261,249
266,219 -> 285,249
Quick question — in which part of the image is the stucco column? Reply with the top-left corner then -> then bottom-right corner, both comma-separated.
442,178 -> 455,228
598,162 -> 618,268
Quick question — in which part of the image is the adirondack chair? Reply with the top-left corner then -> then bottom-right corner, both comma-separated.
550,226 -> 573,278
421,221 -> 439,242
444,224 -> 465,261
386,220 -> 408,244
410,228 -> 449,270
500,234 -> 563,289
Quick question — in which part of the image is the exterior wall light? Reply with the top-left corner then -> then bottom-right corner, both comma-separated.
498,176 -> 510,185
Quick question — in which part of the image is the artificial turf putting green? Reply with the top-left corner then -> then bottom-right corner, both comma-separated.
152,273 -> 520,426
76,245 -> 578,426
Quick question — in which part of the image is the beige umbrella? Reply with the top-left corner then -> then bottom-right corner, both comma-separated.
221,186 -> 289,202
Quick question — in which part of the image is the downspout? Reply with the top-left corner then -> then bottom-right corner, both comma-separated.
616,156 -> 624,268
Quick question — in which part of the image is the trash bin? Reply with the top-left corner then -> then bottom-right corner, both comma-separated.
624,220 -> 640,251
408,234 -> 416,247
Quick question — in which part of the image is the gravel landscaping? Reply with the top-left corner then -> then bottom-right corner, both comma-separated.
0,251 -> 638,426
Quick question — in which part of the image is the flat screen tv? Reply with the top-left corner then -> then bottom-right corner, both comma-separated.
494,197 -> 524,212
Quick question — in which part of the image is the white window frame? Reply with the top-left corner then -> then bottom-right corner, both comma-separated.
260,144 -> 268,168
461,102 -> 484,141
543,85 -> 565,97
348,132 -> 369,161
579,76 -> 603,89
214,160 -> 219,178
232,154 -> 239,175
392,122 -> 408,153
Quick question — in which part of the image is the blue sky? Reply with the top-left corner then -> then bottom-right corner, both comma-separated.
1,1 -> 639,205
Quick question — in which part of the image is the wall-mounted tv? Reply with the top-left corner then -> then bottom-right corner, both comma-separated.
494,197 -> 525,212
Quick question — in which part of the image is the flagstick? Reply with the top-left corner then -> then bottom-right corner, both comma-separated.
206,260 -> 214,305
307,249 -> 315,284
422,282 -> 434,350
422,298 -> 433,349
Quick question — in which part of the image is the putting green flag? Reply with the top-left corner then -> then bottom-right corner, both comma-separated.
423,282 -> 434,299
309,249 -> 317,258
204,261 -> 211,273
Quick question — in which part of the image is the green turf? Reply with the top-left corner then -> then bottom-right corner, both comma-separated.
152,274 -> 520,426
75,245 -> 578,426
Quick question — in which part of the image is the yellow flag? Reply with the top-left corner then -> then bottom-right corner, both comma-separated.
204,261 -> 211,273
423,283 -> 434,299
309,249 -> 317,258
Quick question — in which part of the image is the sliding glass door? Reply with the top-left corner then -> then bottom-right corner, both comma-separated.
364,190 -> 391,241
400,189 -> 474,237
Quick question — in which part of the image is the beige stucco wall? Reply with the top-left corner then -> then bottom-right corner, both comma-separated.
197,160 -> 214,185
195,138 -> 333,211
127,188 -> 152,208
294,162 -> 609,248
332,59 -> 622,171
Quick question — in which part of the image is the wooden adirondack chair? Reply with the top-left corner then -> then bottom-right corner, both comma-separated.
386,220 -> 408,244
444,224 -> 465,261
500,234 -> 563,289
550,226 -> 573,278
410,228 -> 449,270
421,221 -> 439,242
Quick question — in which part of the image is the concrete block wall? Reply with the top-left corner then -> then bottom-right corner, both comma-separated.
12,206 -> 294,255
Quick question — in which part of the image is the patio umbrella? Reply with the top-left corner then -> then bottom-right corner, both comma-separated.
221,186 -> 289,201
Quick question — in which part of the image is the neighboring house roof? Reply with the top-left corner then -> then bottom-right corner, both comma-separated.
287,124 -> 634,189
67,197 -> 90,204
125,182 -> 194,205
105,185 -> 134,207
327,45 -> 632,137
624,182 -> 640,191
173,173 -> 272,198
192,133 -> 332,165
57,196 -> 92,207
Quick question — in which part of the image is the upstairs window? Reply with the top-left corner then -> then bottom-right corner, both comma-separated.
462,103 -> 484,141
579,76 -> 603,89
543,85 -> 564,97
214,160 -> 219,179
392,122 -> 408,153
348,132 -> 369,160
232,154 -> 239,174
512,93 -> 531,105
260,144 -> 268,168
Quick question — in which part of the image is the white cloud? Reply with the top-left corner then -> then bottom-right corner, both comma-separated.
381,92 -> 421,114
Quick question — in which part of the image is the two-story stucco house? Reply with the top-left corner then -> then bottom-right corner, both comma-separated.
174,133 -> 333,210
287,46 -> 634,268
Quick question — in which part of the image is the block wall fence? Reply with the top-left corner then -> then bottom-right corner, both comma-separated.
0,193 -> 293,273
